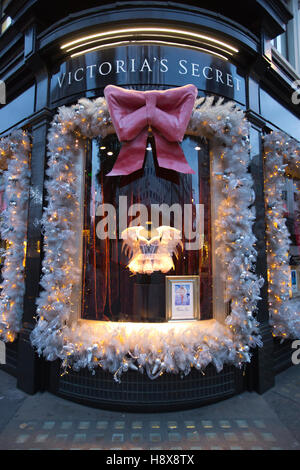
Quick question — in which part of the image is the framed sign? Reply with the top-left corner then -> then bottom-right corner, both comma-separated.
166,275 -> 200,321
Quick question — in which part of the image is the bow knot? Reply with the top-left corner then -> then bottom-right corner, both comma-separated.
104,84 -> 198,176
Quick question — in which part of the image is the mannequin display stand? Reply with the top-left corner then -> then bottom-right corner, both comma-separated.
131,222 -> 166,322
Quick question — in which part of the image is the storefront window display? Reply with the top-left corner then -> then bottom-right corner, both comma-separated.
283,176 -> 300,296
81,134 -> 212,322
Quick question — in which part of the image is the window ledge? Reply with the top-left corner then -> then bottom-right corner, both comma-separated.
271,46 -> 300,82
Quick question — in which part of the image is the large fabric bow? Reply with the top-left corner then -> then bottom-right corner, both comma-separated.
104,84 -> 198,176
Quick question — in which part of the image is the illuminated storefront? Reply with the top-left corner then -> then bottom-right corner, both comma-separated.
0,0 -> 299,410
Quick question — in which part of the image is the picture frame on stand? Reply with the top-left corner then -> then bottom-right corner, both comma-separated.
166,275 -> 200,321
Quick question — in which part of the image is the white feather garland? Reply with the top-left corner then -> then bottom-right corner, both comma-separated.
263,132 -> 300,338
29,94 -> 265,381
0,131 -> 31,341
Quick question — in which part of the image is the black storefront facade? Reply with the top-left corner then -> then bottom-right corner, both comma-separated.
0,0 -> 299,411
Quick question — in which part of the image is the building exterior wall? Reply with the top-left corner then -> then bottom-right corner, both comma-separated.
0,0 -> 299,408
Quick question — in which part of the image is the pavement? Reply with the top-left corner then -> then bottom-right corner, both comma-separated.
0,365 -> 300,450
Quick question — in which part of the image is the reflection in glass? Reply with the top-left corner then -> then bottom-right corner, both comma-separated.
81,134 -> 212,322
0,182 -> 6,285
283,172 -> 300,296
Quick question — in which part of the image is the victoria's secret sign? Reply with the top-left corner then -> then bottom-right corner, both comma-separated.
51,44 -> 245,105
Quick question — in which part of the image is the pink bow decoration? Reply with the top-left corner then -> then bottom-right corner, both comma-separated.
104,84 -> 198,176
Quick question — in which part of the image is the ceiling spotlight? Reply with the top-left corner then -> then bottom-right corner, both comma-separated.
195,146 -> 201,151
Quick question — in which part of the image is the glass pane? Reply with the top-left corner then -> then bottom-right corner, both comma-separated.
81,134 -> 212,322
0,179 -> 6,284
0,85 -> 35,134
283,173 -> 300,295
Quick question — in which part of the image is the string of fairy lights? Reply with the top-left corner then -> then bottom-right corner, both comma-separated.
30,95 -> 264,381
0,131 -> 31,342
263,131 -> 300,339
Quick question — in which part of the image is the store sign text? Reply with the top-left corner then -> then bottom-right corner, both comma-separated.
51,45 -> 246,104
57,58 -> 242,91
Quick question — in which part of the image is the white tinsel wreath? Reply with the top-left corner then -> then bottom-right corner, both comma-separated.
0,130 -> 31,342
30,94 -> 264,381
263,131 -> 300,339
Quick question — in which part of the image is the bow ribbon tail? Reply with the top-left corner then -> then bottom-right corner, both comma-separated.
107,130 -> 149,176
153,131 -> 195,174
